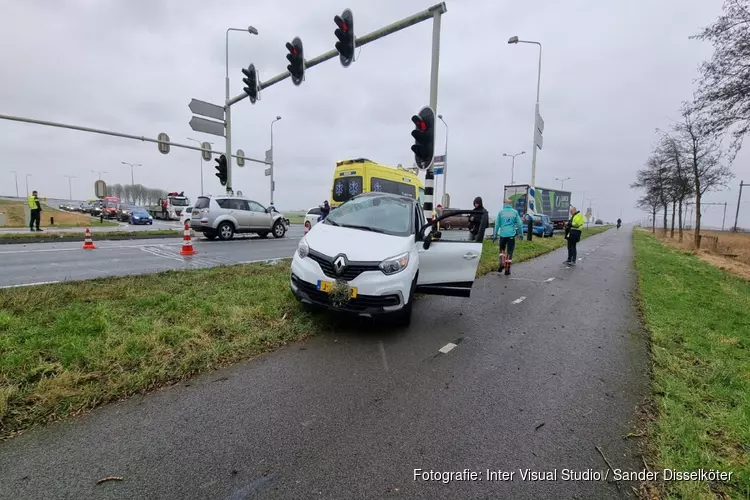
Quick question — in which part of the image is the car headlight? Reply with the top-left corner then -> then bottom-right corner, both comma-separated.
379,252 -> 409,275
297,239 -> 309,259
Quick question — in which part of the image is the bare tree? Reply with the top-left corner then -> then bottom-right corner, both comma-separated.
656,133 -> 694,241
637,190 -> 661,233
692,0 -> 750,159
633,153 -> 672,235
673,103 -> 733,247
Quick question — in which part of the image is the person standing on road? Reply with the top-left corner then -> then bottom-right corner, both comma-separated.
468,196 -> 489,243
565,206 -> 585,266
492,198 -> 524,275
617,218 -> 622,230
319,200 -> 330,222
27,190 -> 42,232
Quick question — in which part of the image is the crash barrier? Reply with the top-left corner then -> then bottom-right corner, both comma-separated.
180,221 -> 196,256
82,227 -> 96,250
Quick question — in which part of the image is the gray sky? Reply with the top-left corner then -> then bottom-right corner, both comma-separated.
1,0 -> 746,227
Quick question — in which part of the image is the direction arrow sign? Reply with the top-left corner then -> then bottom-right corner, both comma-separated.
201,141 -> 212,162
189,116 -> 225,138
189,99 -> 225,121
157,132 -> 170,154
236,149 -> 246,167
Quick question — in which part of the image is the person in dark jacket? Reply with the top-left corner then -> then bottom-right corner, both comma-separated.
319,200 -> 331,221
468,196 -> 489,243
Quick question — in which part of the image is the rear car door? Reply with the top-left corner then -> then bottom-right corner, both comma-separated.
228,199 -> 252,229
247,200 -> 272,229
415,208 -> 482,297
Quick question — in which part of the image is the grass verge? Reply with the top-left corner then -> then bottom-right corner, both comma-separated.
0,229 -> 182,244
633,230 -> 749,499
0,200 -> 118,228
0,226 -> 612,439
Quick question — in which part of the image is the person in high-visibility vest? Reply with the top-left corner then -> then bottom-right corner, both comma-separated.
564,206 -> 585,265
27,190 -> 42,232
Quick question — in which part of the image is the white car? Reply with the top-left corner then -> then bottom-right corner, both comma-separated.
290,192 -> 482,326
303,206 -> 323,233
180,206 -> 193,227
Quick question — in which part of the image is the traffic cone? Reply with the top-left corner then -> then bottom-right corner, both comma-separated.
180,221 -> 196,256
304,221 -> 311,235
82,227 -> 96,250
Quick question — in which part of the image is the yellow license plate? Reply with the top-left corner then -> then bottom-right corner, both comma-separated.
317,280 -> 357,298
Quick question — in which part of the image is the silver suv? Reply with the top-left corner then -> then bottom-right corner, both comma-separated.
190,195 -> 287,240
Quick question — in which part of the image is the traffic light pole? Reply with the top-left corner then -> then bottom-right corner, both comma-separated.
423,5 -> 443,223
225,76 -> 233,194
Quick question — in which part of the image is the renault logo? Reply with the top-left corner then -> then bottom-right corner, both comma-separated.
333,255 -> 347,275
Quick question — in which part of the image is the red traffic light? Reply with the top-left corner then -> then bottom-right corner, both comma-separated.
334,15 -> 349,32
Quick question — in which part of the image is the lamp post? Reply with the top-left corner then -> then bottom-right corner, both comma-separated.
187,137 -> 213,195
63,175 -> 76,201
438,114 -> 449,207
91,170 -> 107,180
225,26 -> 259,194
586,197 -> 596,227
9,170 -> 19,198
502,151 -> 526,184
25,174 -> 32,196
121,162 -> 141,186
555,176 -> 571,190
508,36 -> 543,190
270,116 -> 281,206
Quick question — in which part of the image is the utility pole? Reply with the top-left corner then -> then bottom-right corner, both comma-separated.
270,116 -> 282,205
733,180 -> 748,232
25,174 -> 32,196
438,114 -> 449,207
503,151 -> 525,185
555,176 -> 571,190
187,137 -> 212,195
423,3 -> 445,223
121,162 -> 141,186
9,170 -> 19,198
91,170 -> 107,180
63,175 -> 76,201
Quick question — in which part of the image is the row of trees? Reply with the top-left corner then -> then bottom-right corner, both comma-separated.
634,0 -> 748,247
106,183 -> 168,206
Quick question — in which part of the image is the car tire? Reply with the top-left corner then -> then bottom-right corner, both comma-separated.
444,221 -> 451,230
392,274 -> 417,327
272,220 -> 286,238
217,222 -> 235,240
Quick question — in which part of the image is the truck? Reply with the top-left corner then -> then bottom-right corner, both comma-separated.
504,184 -> 572,231
146,191 -> 191,221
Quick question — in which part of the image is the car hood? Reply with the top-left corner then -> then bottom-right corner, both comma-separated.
304,222 -> 411,261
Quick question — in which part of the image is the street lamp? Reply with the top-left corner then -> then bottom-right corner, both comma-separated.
187,137 -> 213,195
555,176 -> 571,189
508,35 -> 543,191
225,25 -> 259,194
25,174 -> 32,196
502,151 -> 526,184
270,116 -> 282,205
9,170 -> 19,198
63,175 -> 76,201
91,170 -> 107,180
438,114 -> 449,207
121,161 -> 141,186
586,197 -> 596,226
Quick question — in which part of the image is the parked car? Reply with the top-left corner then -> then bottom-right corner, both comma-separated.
90,201 -> 103,217
304,206 -> 323,233
595,219 -> 603,225
129,207 -> 153,225
291,192 -> 483,326
530,214 -> 554,237
190,195 -> 287,240
180,206 -> 194,226
117,203 -> 134,222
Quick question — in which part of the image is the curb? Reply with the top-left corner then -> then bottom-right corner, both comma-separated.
0,232 -> 183,245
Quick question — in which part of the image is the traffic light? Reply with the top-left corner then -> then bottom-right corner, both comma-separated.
286,37 -> 305,86
411,106 -> 435,170
334,9 -> 355,67
242,63 -> 259,104
215,154 -> 227,186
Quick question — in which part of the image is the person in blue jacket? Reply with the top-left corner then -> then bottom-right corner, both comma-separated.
492,198 -> 525,275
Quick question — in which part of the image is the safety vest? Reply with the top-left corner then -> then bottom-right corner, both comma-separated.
27,195 -> 38,209
571,211 -> 585,230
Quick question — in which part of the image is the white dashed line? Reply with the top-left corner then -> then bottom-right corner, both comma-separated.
0,280 -> 60,289
439,343 -> 457,354
512,296 -> 527,304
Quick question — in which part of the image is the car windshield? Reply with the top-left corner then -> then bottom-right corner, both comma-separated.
171,197 -> 189,206
132,208 -> 149,215
325,195 -> 413,236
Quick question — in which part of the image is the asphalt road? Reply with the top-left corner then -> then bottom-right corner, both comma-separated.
0,227 -> 649,499
0,226 -> 305,287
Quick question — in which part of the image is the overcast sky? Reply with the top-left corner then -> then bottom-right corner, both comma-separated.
1,0 -> 746,226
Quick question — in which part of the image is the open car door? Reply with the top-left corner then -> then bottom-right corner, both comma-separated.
415,209 -> 482,297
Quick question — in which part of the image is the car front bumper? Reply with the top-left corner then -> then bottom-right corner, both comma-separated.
290,253 -> 412,317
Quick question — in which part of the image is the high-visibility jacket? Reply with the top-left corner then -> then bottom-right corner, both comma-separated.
28,195 -> 39,210
570,211 -> 585,231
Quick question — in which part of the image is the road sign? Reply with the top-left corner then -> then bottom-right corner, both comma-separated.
157,132 -> 170,154
433,154 -> 445,164
534,111 -> 544,150
201,141 -> 212,161
189,99 -> 225,121
265,148 -> 273,163
94,180 -> 107,198
264,167 -> 272,177
189,116 -> 225,138
434,167 -> 444,175
237,149 -> 246,167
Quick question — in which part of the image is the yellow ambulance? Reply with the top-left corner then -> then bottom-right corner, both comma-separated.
330,158 -> 425,209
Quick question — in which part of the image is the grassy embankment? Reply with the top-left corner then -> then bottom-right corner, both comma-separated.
0,226 -> 610,438
634,230 -> 749,499
0,229 -> 182,243
0,199 -> 118,229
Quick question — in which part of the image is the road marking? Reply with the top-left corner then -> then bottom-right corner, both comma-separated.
379,341 -> 389,372
439,342 -> 457,354
0,280 -> 60,289
545,277 -> 556,282
512,296 -> 527,304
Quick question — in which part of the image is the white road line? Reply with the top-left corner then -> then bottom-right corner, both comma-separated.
379,341 -> 389,372
0,280 -> 61,289
545,277 -> 556,282
512,296 -> 527,304
439,343 -> 457,354
0,241 -> 183,255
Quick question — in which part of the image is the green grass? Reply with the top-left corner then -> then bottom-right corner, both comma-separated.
634,230 -> 749,499
0,226 -> 612,439
286,214 -> 305,224
0,229 -> 181,242
0,200 -> 118,228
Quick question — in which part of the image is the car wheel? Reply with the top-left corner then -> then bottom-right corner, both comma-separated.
205,233 -> 217,240
272,220 -> 286,238
392,274 -> 417,327
217,222 -> 235,240
444,221 -> 451,230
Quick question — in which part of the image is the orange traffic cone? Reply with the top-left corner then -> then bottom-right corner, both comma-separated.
82,227 -> 96,250
180,221 -> 196,256
304,220 -> 311,235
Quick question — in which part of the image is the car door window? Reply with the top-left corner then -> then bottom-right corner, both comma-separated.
247,201 -> 266,213
229,199 -> 249,211
216,199 -> 231,209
